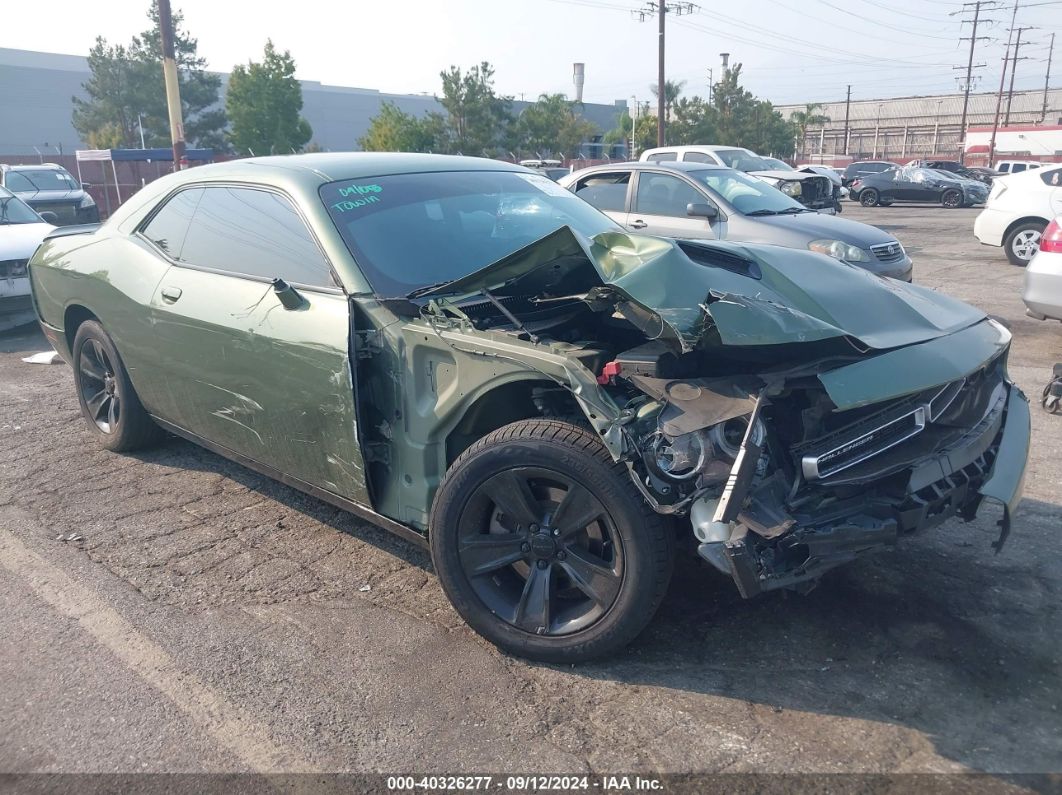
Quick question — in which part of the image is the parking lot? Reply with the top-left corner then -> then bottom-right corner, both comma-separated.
1,202 -> 1060,781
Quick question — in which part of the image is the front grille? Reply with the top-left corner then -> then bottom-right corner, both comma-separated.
870,241 -> 905,263
801,405 -> 926,479
1,259 -> 29,279
797,360 -> 1004,483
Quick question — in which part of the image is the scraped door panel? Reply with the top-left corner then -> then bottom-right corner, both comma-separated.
148,268 -> 369,504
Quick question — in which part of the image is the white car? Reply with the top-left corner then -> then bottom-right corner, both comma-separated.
1023,217 -> 1062,322
640,145 -> 839,213
1,186 -> 55,333
974,164 -> 1062,266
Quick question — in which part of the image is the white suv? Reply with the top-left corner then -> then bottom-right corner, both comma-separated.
974,164 -> 1062,266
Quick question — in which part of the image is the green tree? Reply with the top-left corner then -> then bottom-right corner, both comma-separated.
358,102 -> 442,152
515,94 -> 595,157
649,79 -> 686,121
72,4 -> 226,150
436,62 -> 513,155
604,108 -> 657,157
789,102 -> 830,160
226,40 -> 312,155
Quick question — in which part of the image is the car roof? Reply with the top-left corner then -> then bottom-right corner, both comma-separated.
228,152 -> 524,182
641,144 -> 753,155
575,160 -> 728,173
1,162 -> 69,171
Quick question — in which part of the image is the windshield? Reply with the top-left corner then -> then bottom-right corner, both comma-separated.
4,168 -> 80,193
687,168 -> 805,215
0,189 -> 44,225
321,170 -> 620,297
761,157 -> 794,171
710,149 -> 775,172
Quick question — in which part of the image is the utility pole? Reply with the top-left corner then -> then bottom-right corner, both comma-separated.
634,2 -> 696,147
157,0 -> 185,172
953,0 -> 997,163
988,0 -> 1020,168
1004,26 -> 1036,124
843,84 -> 851,155
1042,33 -> 1056,123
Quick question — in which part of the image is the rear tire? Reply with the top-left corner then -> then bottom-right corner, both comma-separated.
1004,221 -> 1046,267
72,321 -> 163,452
430,419 -> 673,663
859,189 -> 880,207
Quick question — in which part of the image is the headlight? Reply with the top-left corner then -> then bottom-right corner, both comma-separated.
808,239 -> 871,262
78,193 -> 95,209
780,181 -> 802,198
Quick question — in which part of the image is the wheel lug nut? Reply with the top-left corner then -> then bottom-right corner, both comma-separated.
537,560 -> 548,569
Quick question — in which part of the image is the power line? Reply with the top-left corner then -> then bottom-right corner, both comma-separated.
1005,26 -> 1038,122
634,2 -> 697,146
954,0 -> 1001,162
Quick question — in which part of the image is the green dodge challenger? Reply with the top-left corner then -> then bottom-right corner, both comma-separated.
28,153 -> 1030,662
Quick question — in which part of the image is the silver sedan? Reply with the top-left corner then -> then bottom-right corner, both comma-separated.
1023,217 -> 1062,322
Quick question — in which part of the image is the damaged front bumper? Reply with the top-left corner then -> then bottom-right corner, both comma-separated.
700,380 -> 1031,598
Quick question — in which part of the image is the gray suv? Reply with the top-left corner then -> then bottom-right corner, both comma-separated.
0,163 -> 99,226
560,161 -> 912,281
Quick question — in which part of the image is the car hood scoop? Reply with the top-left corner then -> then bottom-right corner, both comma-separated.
414,225 -> 985,354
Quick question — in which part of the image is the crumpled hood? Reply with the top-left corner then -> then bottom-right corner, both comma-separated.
418,226 -> 985,353
748,169 -> 820,182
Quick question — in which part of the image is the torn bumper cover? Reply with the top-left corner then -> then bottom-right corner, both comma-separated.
702,377 -> 1031,599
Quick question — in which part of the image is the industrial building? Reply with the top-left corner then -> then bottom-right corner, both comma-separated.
775,87 -> 1062,164
0,47 -> 628,158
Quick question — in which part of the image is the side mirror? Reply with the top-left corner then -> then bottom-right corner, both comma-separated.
687,202 -> 718,220
39,211 -> 59,224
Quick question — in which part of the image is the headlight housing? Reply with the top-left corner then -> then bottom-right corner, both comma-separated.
78,193 -> 96,209
780,181 -> 803,198
808,239 -> 871,262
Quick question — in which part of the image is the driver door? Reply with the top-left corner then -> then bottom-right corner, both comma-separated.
141,184 -> 370,504
628,171 -> 720,239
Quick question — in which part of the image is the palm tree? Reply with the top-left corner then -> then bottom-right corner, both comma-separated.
790,102 -> 830,160
649,79 -> 686,120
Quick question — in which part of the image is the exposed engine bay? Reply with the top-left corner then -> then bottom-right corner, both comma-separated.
403,226 -> 1030,597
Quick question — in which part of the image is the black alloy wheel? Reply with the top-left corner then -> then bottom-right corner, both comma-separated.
456,466 -> 623,637
859,189 -> 880,207
78,337 -> 121,434
942,189 -> 963,208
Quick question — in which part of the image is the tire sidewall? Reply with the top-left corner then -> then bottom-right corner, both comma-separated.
430,428 -> 666,662
860,189 -> 879,207
942,190 -> 962,208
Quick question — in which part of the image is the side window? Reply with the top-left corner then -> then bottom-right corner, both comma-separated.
634,173 -> 705,217
180,186 -> 334,287
645,152 -> 678,162
1012,164 -> 1027,173
682,152 -> 715,164
1041,169 -> 1062,186
141,188 -> 203,260
573,172 -> 631,212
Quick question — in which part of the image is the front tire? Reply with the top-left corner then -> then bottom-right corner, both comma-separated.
72,320 -> 163,452
1004,221 -> 1046,266
941,189 -> 963,208
430,419 -> 673,663
859,189 -> 880,207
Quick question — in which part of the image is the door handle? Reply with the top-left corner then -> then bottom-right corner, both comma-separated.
160,286 -> 182,303
628,220 -> 648,229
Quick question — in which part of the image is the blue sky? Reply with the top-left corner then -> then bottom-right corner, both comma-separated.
3,0 -> 1059,107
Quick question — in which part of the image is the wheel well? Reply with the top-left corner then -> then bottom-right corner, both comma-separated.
63,305 -> 98,351
1003,216 -> 1048,241
444,379 -> 581,465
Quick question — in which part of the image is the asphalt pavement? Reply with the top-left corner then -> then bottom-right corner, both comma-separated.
1,203 -> 1060,788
